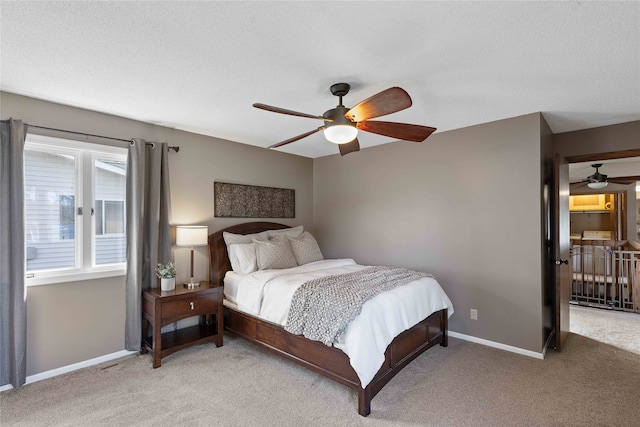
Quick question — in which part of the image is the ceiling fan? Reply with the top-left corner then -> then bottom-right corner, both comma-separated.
573,163 -> 640,189
253,83 -> 436,156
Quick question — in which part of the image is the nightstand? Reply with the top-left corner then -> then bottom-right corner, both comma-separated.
141,282 -> 223,368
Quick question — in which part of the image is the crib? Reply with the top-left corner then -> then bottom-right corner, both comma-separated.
571,240 -> 640,313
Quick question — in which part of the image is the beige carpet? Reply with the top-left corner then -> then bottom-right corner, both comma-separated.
569,304 -> 640,356
1,306 -> 639,426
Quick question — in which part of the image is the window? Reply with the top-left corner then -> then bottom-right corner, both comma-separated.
59,195 -> 75,239
24,134 -> 128,285
95,200 -> 125,235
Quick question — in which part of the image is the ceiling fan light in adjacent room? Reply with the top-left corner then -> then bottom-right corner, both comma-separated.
587,181 -> 608,189
324,125 -> 358,144
585,164 -> 608,190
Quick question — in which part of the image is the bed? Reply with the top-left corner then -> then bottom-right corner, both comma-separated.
208,222 -> 453,416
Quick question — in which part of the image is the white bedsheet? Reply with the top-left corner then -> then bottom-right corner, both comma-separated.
231,259 -> 454,387
223,271 -> 245,304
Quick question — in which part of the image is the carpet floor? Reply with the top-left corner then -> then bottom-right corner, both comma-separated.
1,305 -> 639,426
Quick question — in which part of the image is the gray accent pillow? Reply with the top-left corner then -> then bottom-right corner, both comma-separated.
267,225 -> 304,239
254,235 -> 297,270
288,231 -> 324,265
223,230 -> 269,253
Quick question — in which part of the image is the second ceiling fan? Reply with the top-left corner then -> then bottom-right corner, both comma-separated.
253,83 -> 436,156
574,163 -> 640,189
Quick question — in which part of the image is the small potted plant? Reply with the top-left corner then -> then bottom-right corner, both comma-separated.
156,261 -> 176,291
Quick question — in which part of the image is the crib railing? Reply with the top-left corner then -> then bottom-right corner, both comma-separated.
571,240 -> 640,313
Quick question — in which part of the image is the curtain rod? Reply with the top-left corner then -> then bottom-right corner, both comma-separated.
24,123 -> 180,152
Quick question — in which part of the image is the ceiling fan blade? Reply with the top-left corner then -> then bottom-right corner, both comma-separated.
345,87 -> 412,122
338,138 -> 360,156
253,103 -> 330,121
357,120 -> 436,142
608,176 -> 640,185
268,127 -> 324,149
571,181 -> 589,187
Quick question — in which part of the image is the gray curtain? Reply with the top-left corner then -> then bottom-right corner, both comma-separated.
0,119 -> 27,387
125,139 -> 172,351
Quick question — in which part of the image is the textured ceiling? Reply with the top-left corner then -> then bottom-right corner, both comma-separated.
1,1 -> 639,159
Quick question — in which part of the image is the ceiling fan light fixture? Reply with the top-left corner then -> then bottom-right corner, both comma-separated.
324,125 -> 358,144
585,163 -> 608,189
323,104 -> 358,144
587,181 -> 608,189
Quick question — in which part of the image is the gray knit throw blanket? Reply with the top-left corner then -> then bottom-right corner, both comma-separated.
285,266 -> 433,346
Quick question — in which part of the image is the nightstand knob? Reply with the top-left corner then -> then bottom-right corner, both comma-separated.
190,301 -> 194,310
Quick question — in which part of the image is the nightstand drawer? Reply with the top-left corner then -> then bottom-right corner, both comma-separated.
162,294 -> 218,320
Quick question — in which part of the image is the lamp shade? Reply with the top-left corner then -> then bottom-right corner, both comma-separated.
176,225 -> 208,247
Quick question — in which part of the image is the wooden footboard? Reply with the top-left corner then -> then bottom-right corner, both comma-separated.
224,305 -> 448,416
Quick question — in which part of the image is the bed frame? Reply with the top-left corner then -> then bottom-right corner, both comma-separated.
208,222 -> 448,416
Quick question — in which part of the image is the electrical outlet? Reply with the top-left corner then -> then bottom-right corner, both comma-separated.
470,309 -> 478,320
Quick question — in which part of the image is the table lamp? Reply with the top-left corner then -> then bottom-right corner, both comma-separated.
176,225 -> 208,288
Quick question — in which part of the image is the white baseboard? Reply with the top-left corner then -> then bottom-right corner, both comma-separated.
449,331 -> 545,360
0,349 -> 137,392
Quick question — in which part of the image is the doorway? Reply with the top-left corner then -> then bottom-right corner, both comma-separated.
562,153 -> 640,344
553,149 -> 640,351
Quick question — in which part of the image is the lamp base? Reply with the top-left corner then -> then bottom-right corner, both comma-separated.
184,280 -> 200,289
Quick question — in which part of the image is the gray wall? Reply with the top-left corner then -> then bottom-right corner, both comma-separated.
1,91 -> 314,376
25,277 -> 126,375
313,113 -> 546,353
553,121 -> 640,158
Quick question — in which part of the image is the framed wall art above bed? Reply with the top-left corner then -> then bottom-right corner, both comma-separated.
214,182 -> 295,218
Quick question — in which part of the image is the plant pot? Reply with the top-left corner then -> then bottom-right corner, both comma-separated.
160,277 -> 176,291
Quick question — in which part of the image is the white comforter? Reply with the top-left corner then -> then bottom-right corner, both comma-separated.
232,259 -> 454,387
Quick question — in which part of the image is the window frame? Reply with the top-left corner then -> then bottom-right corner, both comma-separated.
24,134 -> 128,286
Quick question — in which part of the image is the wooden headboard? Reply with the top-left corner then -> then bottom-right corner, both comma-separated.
208,222 -> 290,286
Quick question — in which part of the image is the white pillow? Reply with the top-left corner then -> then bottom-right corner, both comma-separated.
254,235 -> 297,270
223,230 -> 269,253
288,231 -> 324,265
228,243 -> 258,274
267,225 -> 304,239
